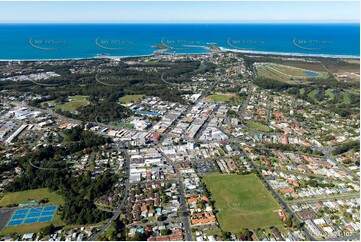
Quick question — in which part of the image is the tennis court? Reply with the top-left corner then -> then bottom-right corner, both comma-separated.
7,206 -> 57,227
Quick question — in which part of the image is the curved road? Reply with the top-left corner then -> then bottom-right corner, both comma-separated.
87,150 -> 130,241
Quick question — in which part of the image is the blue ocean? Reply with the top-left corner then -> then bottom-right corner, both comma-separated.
0,24 -> 359,60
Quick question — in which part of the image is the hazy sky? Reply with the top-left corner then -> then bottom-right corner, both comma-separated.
0,1 -> 359,23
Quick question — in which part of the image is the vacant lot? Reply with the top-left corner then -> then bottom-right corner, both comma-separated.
203,174 -> 282,232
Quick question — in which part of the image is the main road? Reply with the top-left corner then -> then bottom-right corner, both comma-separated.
158,148 -> 193,241
87,149 -> 131,241
233,142 -> 315,241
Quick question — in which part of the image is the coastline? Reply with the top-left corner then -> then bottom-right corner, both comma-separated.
0,48 -> 359,62
218,47 -> 360,59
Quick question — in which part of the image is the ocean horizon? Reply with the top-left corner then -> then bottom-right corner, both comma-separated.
0,23 -> 359,60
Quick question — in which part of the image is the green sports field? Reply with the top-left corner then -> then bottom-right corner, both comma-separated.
203,174 -> 282,232
55,95 -> 90,111
206,94 -> 232,102
0,188 -> 64,207
41,95 -> 90,112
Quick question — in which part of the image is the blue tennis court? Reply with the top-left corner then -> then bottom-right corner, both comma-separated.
7,206 -> 57,227
14,210 -> 28,215
43,206 -> 57,211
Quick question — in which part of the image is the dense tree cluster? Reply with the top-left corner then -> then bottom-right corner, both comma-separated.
5,127 -> 115,225
254,77 -> 292,91
332,140 -> 360,155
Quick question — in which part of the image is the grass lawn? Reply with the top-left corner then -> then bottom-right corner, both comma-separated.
257,66 -> 297,84
203,174 -> 282,232
270,64 -> 327,79
202,226 -> 223,237
325,89 -> 335,101
307,89 -> 320,103
245,121 -> 270,132
118,94 -> 144,104
0,188 -> 64,207
258,64 -> 327,85
299,88 -> 305,95
270,64 -> 310,77
55,95 -> 90,112
206,94 -> 232,102
68,95 -> 88,101
111,121 -> 134,129
342,92 -> 351,105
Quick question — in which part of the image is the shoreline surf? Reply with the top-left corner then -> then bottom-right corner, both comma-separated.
0,49 -> 359,62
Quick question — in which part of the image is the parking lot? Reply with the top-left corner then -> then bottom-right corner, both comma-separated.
0,208 -> 15,232
195,160 -> 218,175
